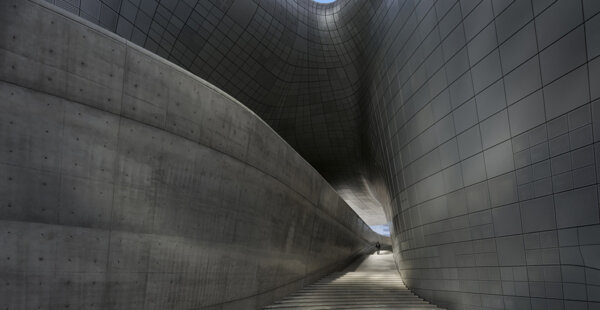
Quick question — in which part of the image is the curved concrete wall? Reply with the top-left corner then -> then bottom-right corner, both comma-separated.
40,0 -> 392,226
364,0 -> 600,309
42,0 -> 370,180
0,1 -> 382,309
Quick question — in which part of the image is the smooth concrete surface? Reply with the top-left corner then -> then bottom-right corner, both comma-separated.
39,0 -> 392,227
4,0 -> 600,309
265,251 -> 444,309
0,1 -> 385,309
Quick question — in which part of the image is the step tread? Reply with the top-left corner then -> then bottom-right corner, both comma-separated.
263,253 -> 444,309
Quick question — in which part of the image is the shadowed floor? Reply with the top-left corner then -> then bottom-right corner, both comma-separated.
264,251 -> 444,309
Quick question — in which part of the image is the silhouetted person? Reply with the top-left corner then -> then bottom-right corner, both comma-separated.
375,242 -> 381,255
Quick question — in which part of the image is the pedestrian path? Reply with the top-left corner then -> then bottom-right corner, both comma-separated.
264,250 -> 444,309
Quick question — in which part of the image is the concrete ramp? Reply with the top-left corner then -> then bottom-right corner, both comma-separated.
264,251 -> 444,309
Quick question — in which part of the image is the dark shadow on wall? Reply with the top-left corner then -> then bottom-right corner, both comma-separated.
0,1 -> 386,309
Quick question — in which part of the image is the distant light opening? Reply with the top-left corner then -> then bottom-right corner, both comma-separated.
370,224 -> 390,237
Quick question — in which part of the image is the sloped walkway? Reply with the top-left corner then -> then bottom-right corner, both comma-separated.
264,251 -> 444,309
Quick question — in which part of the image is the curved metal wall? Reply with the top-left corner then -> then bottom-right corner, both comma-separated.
42,0 -> 391,225
45,0 -> 366,166
35,0 -> 600,308
364,1 -> 600,309
0,1 -> 383,308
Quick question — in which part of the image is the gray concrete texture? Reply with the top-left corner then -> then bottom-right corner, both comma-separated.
0,1 -> 384,309
4,0 -> 600,309
40,0 -> 392,227
265,251 -> 444,309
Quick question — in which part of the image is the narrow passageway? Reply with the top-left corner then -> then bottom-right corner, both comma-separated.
264,251 -> 444,309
